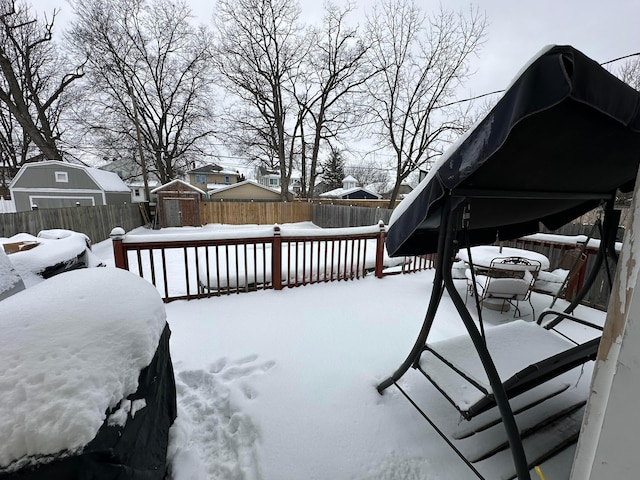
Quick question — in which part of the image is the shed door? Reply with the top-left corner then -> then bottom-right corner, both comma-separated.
164,199 -> 182,227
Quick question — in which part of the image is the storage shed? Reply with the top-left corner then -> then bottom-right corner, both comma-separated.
9,160 -> 130,212
152,180 -> 205,228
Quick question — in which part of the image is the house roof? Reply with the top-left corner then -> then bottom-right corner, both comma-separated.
208,179 -> 280,195
319,186 -> 381,199
151,179 -> 206,195
188,164 -> 223,174
10,160 -> 129,193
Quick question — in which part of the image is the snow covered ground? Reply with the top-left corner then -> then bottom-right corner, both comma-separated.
91,224 -> 605,480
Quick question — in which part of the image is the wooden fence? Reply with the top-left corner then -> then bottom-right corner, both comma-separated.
200,201 -> 313,225
0,203 -> 144,243
315,199 -> 400,208
111,224 -> 432,302
313,203 -> 394,228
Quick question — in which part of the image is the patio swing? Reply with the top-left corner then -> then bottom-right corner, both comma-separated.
377,45 -> 640,480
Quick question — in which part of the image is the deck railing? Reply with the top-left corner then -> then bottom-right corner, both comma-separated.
111,223 -> 434,302
111,225 -> 611,308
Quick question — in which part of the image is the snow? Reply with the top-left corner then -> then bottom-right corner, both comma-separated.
1,223 -> 608,479
86,166 -> 131,192
0,267 -> 166,472
1,229 -> 100,287
0,249 -> 24,300
0,197 -> 16,213
457,245 -> 551,270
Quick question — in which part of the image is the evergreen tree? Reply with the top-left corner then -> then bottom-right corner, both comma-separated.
322,149 -> 346,190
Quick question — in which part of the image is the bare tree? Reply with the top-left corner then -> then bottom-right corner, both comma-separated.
0,0 -> 83,166
618,57 -> 640,90
365,0 -> 486,207
346,159 -> 391,195
293,2 -> 374,198
68,0 -> 216,184
213,0 -> 308,200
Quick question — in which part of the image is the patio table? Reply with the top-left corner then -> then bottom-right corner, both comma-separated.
457,245 -> 550,272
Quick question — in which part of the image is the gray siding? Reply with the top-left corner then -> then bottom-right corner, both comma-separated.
14,164 -> 98,190
105,191 -> 132,205
11,163 -> 130,212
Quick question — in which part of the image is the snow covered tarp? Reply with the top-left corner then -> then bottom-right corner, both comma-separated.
0,267 -> 177,479
0,249 -> 25,301
386,45 -> 640,256
1,229 -> 105,287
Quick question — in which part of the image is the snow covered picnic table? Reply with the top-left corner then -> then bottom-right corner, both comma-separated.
457,246 -> 550,271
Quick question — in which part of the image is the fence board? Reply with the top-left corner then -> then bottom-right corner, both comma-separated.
0,204 -> 144,243
312,204 -> 394,228
200,201 -> 313,225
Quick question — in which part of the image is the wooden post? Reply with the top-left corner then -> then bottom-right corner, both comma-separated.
375,221 -> 386,279
272,224 -> 283,290
110,227 -> 128,270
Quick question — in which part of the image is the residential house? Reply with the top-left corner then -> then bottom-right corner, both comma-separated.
256,166 -> 302,197
208,180 -> 281,201
189,164 -> 242,192
319,175 -> 381,200
96,157 -> 160,203
382,182 -> 414,200
9,160 -> 131,212
128,180 -> 159,203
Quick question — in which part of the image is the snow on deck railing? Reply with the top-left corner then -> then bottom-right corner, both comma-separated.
110,224 -> 434,302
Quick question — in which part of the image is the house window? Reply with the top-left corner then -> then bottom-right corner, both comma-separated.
224,175 -> 231,185
269,178 -> 279,187
195,174 -> 207,184
55,171 -> 68,183
133,188 -> 141,197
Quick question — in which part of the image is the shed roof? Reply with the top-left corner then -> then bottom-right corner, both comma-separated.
151,179 -> 206,195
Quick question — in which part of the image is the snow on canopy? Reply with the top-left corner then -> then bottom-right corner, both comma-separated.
0,267 -> 166,471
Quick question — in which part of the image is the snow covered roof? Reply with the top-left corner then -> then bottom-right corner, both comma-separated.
189,164 -> 240,176
319,186 -> 381,199
150,179 -> 206,195
85,166 -> 130,192
0,267 -> 166,470
207,179 -> 280,195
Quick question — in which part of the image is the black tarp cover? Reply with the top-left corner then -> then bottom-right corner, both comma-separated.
0,323 -> 177,480
386,45 -> 640,257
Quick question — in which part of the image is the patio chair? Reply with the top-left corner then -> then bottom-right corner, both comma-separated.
465,256 -> 541,318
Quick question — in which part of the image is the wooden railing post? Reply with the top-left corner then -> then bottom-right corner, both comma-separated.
375,221 -> 386,278
272,224 -> 283,290
110,227 -> 129,270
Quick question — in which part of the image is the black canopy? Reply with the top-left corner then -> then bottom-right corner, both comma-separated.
386,45 -> 640,257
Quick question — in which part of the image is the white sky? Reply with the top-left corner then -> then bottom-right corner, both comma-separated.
42,0 -> 640,173
47,0 -> 640,99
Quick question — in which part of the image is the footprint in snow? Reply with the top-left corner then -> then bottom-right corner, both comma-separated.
215,357 -> 276,383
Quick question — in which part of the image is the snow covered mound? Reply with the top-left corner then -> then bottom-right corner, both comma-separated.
1,229 -> 103,287
0,267 -> 167,471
